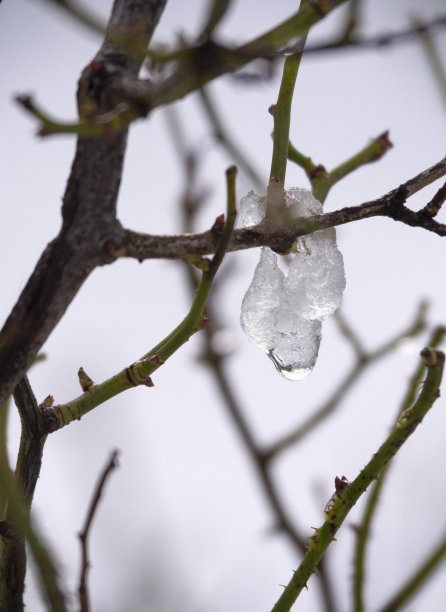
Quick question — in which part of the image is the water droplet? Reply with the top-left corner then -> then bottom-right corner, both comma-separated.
268,350 -> 312,381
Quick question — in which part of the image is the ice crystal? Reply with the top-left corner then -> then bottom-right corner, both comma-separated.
240,187 -> 346,380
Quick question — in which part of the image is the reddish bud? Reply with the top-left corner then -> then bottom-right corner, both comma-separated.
335,475 -> 349,494
213,214 -> 224,227
308,164 -> 327,179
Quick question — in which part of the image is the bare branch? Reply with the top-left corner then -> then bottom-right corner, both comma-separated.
299,15 -> 446,55
0,0 -> 167,409
119,156 -> 446,263
78,450 -> 120,612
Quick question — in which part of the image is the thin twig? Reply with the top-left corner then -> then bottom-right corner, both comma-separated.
422,180 -> 446,217
170,106 -> 338,612
78,449 -> 120,612
289,131 -> 393,203
199,0 -> 233,39
17,2 -> 348,137
39,0 -> 105,36
40,167 -> 237,432
333,309 -> 367,360
198,87 -> 264,191
271,347 -> 444,612
300,15 -> 446,55
352,325 -> 446,612
378,530 -> 446,612
269,41 -> 306,185
414,16 -> 446,110
119,155 -> 446,263
265,303 -> 427,459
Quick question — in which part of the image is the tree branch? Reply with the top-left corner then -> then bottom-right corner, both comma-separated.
78,450 -> 119,612
299,15 -> 446,55
17,1 -> 348,136
39,167 -> 237,432
265,304 -> 428,460
288,131 -> 393,203
378,530 -> 446,612
118,156 -> 446,263
0,0 -> 167,409
352,325 -> 446,612
271,347 -> 444,612
0,382 -> 65,611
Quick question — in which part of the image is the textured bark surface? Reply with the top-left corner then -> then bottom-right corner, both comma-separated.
0,0 -> 167,409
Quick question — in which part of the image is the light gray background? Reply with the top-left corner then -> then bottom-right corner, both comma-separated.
1,1 -> 446,610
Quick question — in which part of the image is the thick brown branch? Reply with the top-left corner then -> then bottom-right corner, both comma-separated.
0,1 -> 167,409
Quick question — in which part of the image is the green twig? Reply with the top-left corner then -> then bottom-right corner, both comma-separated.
378,531 -> 446,612
42,169 -> 237,432
414,17 -> 446,110
270,47 -> 306,185
270,347 -> 444,612
352,325 -> 446,612
16,95 -> 137,138
287,144 -> 318,176
265,303 -> 427,459
338,0 -> 361,42
288,131 -> 393,203
20,2 -> 348,137
200,0 -> 232,38
239,0 -> 347,57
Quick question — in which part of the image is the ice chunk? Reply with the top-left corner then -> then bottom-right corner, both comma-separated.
240,248 -> 323,380
239,191 -> 266,226
240,187 -> 346,381
285,227 -> 346,321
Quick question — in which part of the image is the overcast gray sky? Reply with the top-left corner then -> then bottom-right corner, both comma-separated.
1,1 -> 446,610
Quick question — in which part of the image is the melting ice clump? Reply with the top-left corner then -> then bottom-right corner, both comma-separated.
240,187 -> 346,380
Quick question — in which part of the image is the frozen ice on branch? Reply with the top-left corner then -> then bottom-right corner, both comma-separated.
240,185 -> 346,380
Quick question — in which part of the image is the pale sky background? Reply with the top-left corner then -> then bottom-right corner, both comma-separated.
1,1 -> 446,611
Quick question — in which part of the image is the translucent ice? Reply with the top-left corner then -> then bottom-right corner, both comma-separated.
240,187 -> 346,380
